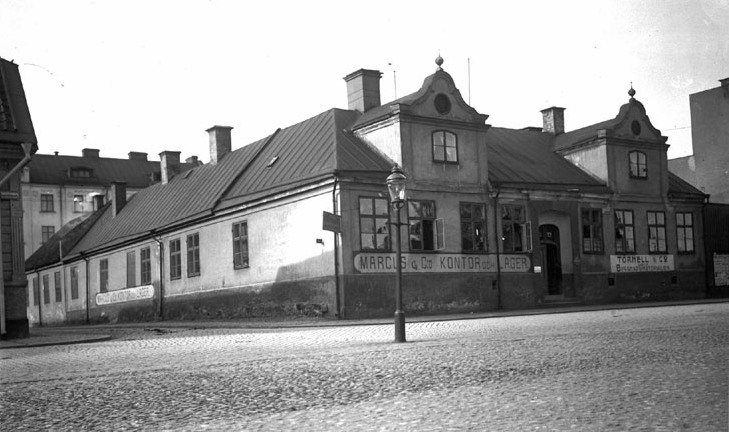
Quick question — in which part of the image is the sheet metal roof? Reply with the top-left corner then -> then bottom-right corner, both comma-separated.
486,127 -> 609,190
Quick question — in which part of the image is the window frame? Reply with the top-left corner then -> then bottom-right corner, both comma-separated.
232,221 -> 250,269
140,247 -> 152,284
431,130 -> 458,164
581,208 -> 604,254
42,274 -> 50,304
32,277 -> 40,306
501,204 -> 529,253
676,212 -> 695,254
359,197 -> 391,251
186,233 -> 200,277
169,238 -> 182,280
460,202 -> 486,252
407,199 -> 443,252
614,209 -> 636,253
40,193 -> 54,212
647,211 -> 667,253
73,194 -> 84,213
54,271 -> 62,302
629,150 -> 648,179
126,250 -> 136,288
41,225 -> 55,244
99,259 -> 109,293
70,266 -> 79,300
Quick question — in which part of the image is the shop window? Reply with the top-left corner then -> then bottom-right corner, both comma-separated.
647,211 -> 667,253
126,251 -> 136,287
629,151 -> 647,178
359,197 -> 390,251
432,130 -> 458,163
408,200 -> 444,251
54,271 -> 62,302
187,233 -> 200,277
233,221 -> 249,269
32,277 -> 39,306
581,209 -> 604,253
501,205 -> 531,252
99,259 -> 109,293
460,202 -> 486,252
169,239 -> 181,280
614,210 -> 635,253
41,194 -> 54,212
73,195 -> 84,212
43,274 -> 50,304
70,266 -> 79,300
676,212 -> 695,254
140,247 -> 151,284
41,225 -> 55,244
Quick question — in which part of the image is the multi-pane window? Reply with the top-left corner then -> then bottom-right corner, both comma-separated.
676,212 -> 695,253
501,205 -> 527,253
140,247 -> 151,284
73,195 -> 84,212
41,225 -> 55,243
629,151 -> 647,178
359,197 -> 390,251
187,233 -> 200,277
581,209 -> 604,253
460,203 -> 486,252
126,251 -> 136,287
54,271 -> 62,302
408,200 -> 443,251
169,239 -> 181,280
70,266 -> 79,300
233,222 -> 249,269
432,130 -> 458,163
40,193 -> 54,212
42,274 -> 50,304
99,259 -> 109,293
647,211 -> 667,253
32,277 -> 39,306
614,210 -> 635,253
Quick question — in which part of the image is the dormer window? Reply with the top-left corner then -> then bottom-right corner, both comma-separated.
69,167 -> 92,178
628,151 -> 647,178
432,130 -> 458,163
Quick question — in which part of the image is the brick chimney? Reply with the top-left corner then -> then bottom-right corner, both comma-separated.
93,194 -> 105,210
82,148 -> 100,158
207,126 -> 233,166
186,155 -> 200,165
541,107 -> 566,135
159,151 -> 181,184
128,151 -> 148,161
111,181 -> 126,217
343,69 -> 382,113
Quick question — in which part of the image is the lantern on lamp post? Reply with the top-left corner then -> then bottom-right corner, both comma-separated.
386,165 -> 407,343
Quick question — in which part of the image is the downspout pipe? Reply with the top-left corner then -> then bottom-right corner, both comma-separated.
36,270 -> 42,327
81,253 -> 90,325
492,182 -> 503,310
332,175 -> 341,319
0,142 -> 32,336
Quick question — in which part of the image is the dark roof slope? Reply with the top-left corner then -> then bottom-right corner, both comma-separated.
668,171 -> 707,198
0,58 -> 37,149
486,127 -> 609,191
27,154 -> 197,189
49,108 -> 392,260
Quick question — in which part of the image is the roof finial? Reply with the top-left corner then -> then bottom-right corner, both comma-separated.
435,52 -> 444,71
628,82 -> 636,100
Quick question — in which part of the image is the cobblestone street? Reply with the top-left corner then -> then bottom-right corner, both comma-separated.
2,304 -> 727,431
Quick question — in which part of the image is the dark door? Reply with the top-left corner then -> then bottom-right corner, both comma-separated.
540,224 -> 563,295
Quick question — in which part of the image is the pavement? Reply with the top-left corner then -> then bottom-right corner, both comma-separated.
2,297 -> 727,350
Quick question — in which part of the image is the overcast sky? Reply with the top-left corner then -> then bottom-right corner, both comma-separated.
2,0 -> 727,162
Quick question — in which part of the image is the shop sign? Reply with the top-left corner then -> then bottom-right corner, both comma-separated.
354,253 -> 531,273
714,253 -> 729,286
610,255 -> 674,273
96,285 -> 154,306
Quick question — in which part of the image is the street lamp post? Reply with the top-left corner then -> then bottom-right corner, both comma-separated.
386,165 -> 407,343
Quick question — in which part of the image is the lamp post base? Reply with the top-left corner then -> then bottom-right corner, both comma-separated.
394,310 -> 406,343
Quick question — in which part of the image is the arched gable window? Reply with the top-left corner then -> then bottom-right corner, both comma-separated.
628,151 -> 647,178
432,130 -> 458,163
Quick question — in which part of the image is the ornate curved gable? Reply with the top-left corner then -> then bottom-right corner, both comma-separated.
610,89 -> 668,145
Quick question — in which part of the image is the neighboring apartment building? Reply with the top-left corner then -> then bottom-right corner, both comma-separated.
21,149 -> 200,258
1,57 -> 37,338
668,78 -> 729,203
26,58 -> 708,326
